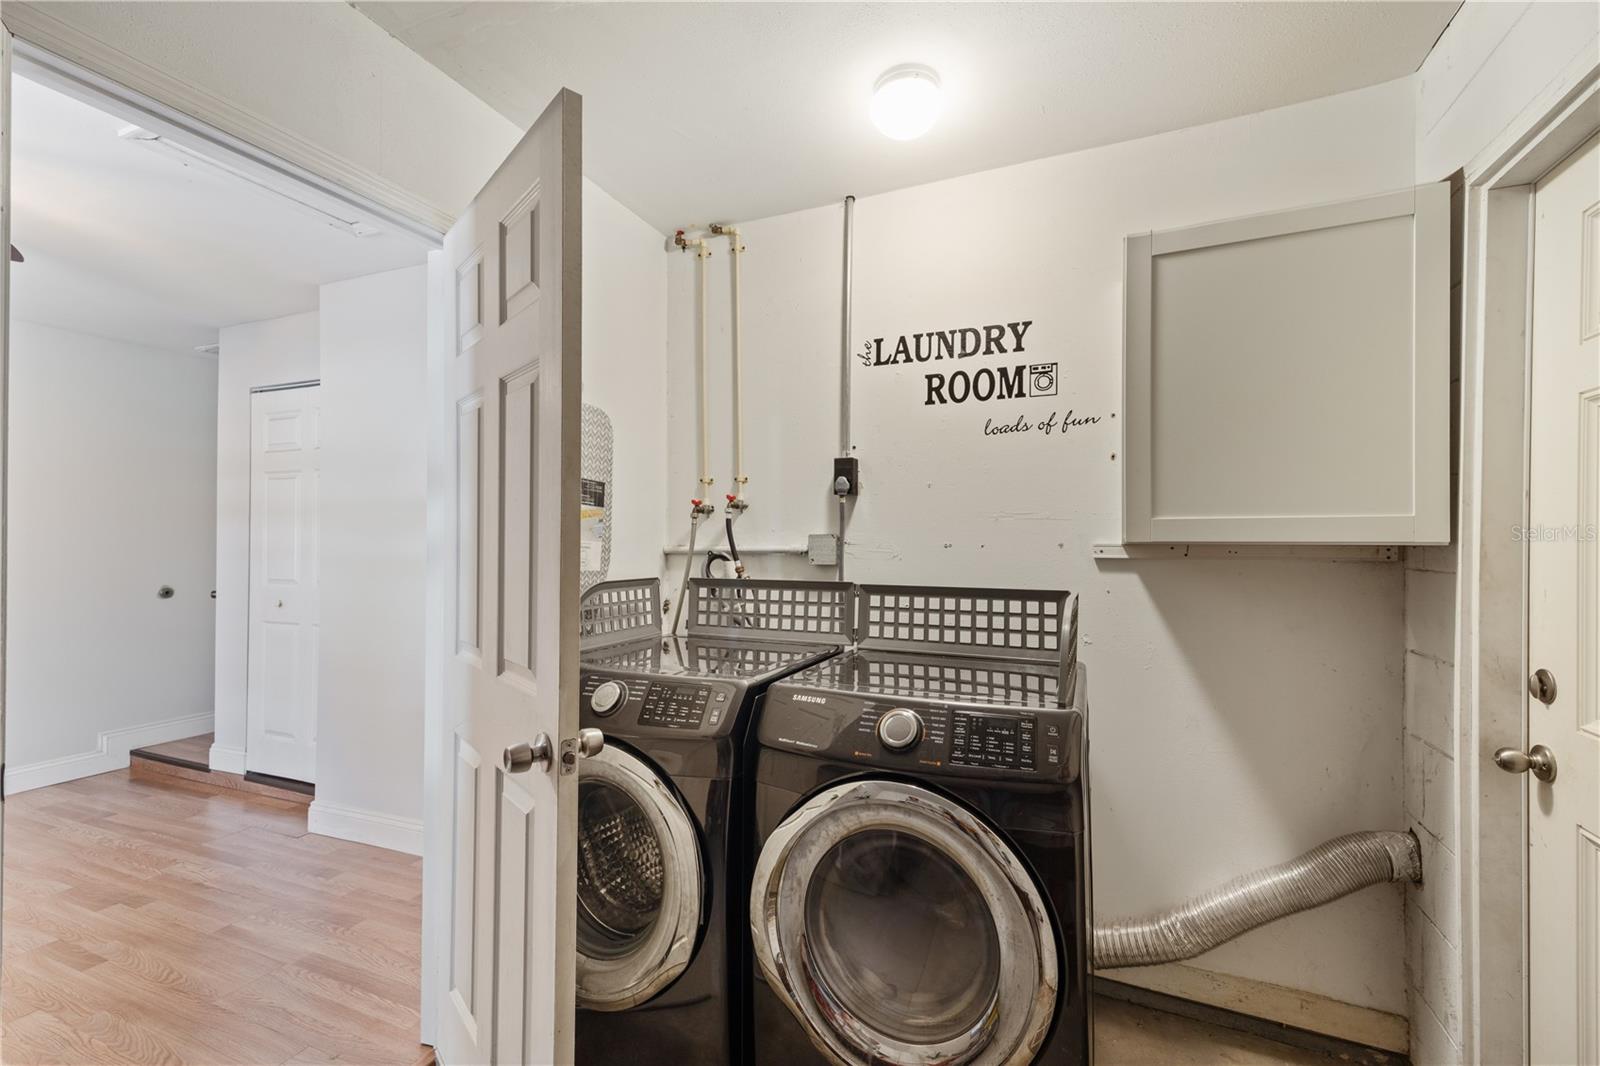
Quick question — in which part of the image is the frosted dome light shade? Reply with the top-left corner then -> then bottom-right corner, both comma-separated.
871,66 -> 942,141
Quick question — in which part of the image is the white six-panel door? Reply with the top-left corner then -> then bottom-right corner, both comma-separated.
1527,131 -> 1599,1066
0,29 -> 12,962
437,88 -> 583,1066
245,384 -> 321,784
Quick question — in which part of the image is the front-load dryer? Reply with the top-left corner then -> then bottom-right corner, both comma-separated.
573,577 -> 850,1064
747,584 -> 1091,1066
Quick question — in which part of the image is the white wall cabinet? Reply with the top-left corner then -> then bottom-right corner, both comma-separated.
1122,182 -> 1450,544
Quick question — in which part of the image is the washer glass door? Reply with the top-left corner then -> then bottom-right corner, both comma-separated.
751,779 -> 1056,1066
576,744 -> 703,1011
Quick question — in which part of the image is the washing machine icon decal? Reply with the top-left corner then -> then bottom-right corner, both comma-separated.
1028,362 -> 1058,397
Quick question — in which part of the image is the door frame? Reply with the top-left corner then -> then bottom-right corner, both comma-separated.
0,23 -> 454,1047
1457,52 -> 1600,1065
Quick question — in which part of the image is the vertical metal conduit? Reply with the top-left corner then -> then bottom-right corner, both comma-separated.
840,195 -> 855,457
836,196 -> 855,582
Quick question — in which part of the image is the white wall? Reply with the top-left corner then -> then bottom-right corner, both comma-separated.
1405,4 -> 1600,1063
6,320 -> 217,792
1415,1 -> 1600,182
212,310 -> 319,773
309,265 -> 430,854
583,178 -> 669,583
665,77 -> 1419,1019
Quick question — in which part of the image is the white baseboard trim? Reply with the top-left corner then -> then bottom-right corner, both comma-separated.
308,800 -> 424,856
208,743 -> 247,775
1100,962 -> 1408,1054
6,713 -> 215,796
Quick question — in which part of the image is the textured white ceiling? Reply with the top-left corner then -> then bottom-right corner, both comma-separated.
355,1 -> 1460,233
8,76 -> 431,353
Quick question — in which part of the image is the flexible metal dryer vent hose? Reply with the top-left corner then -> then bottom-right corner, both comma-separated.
1093,830 -> 1422,970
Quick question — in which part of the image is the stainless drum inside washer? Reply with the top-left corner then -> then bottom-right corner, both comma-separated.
575,743 -> 704,1011
577,781 -> 665,958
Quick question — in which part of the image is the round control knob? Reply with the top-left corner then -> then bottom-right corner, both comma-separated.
589,680 -> 626,716
877,708 -> 923,751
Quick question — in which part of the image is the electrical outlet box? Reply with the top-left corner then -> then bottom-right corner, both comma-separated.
807,534 -> 839,566
833,456 -> 860,496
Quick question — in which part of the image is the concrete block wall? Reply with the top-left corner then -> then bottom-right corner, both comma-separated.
1403,560 -> 1461,1065
1401,177 -> 1464,1066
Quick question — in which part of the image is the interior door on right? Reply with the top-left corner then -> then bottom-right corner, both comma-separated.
1527,131 -> 1599,1066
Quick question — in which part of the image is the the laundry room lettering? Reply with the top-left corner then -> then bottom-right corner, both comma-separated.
862,320 -> 1033,366
859,320 -> 1058,407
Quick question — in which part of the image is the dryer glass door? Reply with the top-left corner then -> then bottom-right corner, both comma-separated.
576,744 -> 703,1011
751,779 -> 1056,1066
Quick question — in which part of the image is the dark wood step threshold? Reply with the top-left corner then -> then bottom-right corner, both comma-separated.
130,753 -> 314,806
243,770 -> 315,796
129,746 -> 210,773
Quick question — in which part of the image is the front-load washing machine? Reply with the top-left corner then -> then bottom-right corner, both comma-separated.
573,577 -> 850,1064
747,584 -> 1090,1066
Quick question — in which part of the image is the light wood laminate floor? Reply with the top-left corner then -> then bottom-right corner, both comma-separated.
1,770 -> 423,1065
1,770 -> 1359,1066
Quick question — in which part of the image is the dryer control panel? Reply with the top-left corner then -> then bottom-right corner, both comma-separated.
819,701 -> 1076,779
949,711 -> 1035,770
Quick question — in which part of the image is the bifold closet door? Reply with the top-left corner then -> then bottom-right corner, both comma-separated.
245,384 -> 321,784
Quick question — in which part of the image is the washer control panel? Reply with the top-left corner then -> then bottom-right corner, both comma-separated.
638,682 -> 712,730
580,672 -> 737,734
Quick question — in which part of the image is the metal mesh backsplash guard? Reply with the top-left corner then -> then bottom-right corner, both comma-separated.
686,579 -> 853,645
856,584 -> 1078,679
578,578 -> 661,649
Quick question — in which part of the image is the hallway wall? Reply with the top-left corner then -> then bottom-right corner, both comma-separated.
5,320 -> 218,792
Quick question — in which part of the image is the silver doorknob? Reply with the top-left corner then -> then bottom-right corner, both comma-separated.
1493,744 -> 1557,783
504,733 -> 553,773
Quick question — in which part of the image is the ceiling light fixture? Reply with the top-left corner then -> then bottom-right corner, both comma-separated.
870,64 -> 942,141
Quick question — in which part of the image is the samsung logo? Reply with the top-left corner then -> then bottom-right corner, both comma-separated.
792,694 -> 828,705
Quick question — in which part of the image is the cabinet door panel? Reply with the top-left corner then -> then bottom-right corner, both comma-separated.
1123,181 -> 1450,544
